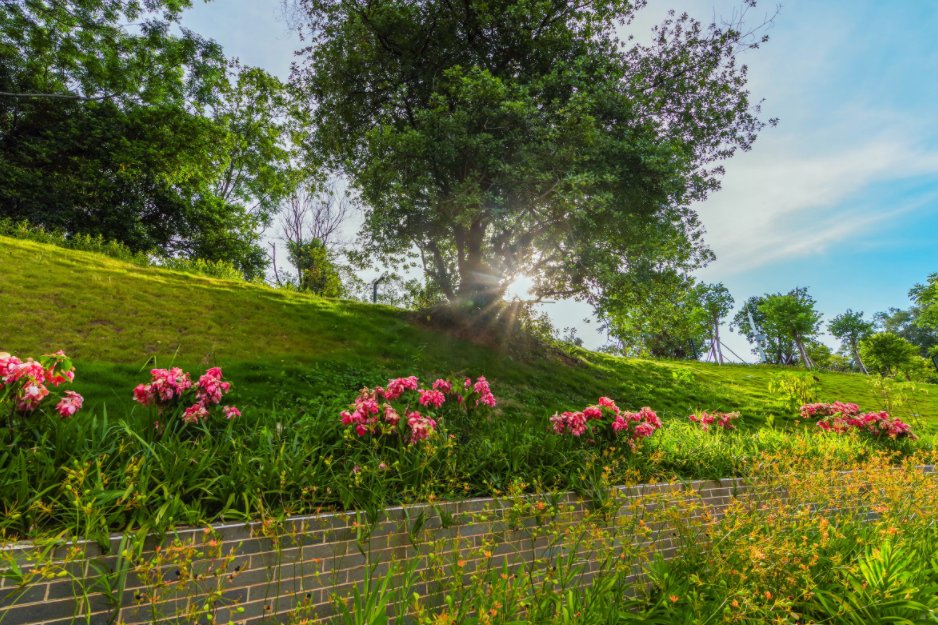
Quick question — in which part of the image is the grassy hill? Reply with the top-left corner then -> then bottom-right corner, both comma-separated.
5,235 -> 935,425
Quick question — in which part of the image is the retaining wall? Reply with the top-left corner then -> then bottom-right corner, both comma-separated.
1,476 -> 751,625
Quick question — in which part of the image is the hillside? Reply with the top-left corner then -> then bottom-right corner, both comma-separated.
4,235 -> 936,425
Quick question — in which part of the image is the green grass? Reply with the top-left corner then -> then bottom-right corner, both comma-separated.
5,235 -> 935,425
2,235 -> 937,541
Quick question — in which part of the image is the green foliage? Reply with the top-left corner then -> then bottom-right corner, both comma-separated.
768,373 -> 818,415
911,273 -> 938,340
286,239 -> 345,297
860,332 -> 922,379
876,305 -> 938,359
158,256 -> 245,281
0,219 -> 248,282
0,1 -> 303,278
600,272 -> 710,359
759,288 -> 823,369
293,0 -> 770,307
829,309 -> 874,372
732,295 -> 797,365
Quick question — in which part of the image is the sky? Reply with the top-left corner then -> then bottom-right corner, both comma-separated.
182,0 -> 938,361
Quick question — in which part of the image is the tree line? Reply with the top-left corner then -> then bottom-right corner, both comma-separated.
602,276 -> 938,382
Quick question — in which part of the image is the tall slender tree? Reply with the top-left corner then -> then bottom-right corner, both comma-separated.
700,283 -> 735,364
828,309 -> 874,373
759,288 -> 823,369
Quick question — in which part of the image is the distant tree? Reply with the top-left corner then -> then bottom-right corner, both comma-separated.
758,288 -> 822,369
731,295 -> 797,365
860,332 -> 921,379
911,273 -> 938,338
292,0 -> 773,311
275,181 -> 351,296
804,340 -> 834,371
600,272 -> 709,359
699,283 -> 735,364
828,309 -> 875,373
875,307 -> 938,358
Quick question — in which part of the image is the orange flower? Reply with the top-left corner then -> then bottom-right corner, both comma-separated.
669,595 -> 679,603
764,591 -> 773,601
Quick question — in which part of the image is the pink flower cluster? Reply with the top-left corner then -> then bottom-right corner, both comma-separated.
550,397 -> 661,447
688,411 -> 739,431
133,366 -> 239,426
340,374 -> 496,445
0,351 -> 83,418
816,410 -> 916,439
470,376 -> 497,408
799,402 -> 860,419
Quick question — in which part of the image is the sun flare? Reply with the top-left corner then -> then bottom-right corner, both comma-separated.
504,274 -> 535,301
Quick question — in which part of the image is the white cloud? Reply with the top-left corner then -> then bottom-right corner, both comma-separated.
697,137 -> 938,274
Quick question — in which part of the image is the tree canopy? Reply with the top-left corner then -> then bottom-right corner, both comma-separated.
828,309 -> 874,373
0,0 -> 304,277
292,0 -> 772,310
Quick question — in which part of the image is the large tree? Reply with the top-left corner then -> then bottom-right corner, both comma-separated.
0,0 -> 302,277
292,0 -> 772,310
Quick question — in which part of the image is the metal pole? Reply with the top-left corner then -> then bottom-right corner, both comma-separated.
372,275 -> 386,303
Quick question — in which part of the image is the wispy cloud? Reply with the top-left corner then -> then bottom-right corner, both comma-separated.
698,137 -> 938,274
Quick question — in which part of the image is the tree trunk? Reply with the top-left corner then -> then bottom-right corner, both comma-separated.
794,337 -> 813,370
713,319 -> 724,364
455,221 -> 501,309
851,340 -> 868,374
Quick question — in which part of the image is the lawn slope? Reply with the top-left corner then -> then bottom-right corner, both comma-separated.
4,235 -> 936,424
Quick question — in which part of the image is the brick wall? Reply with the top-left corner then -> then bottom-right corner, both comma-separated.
1,477 -> 749,625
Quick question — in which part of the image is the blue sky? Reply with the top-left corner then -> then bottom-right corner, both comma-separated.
183,0 -> 938,360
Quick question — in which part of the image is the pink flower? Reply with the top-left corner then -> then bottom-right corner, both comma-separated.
633,422 -> 656,438
597,397 -> 619,413
583,406 -> 603,420
406,411 -> 437,444
473,376 -> 492,396
611,414 -> 628,432
385,376 -> 419,400
419,389 -> 446,408
55,391 -> 84,419
133,383 -> 153,406
17,382 -> 49,412
182,403 -> 209,424
355,424 -> 368,437
477,392 -> 496,408
196,367 -> 230,407
551,411 -> 587,436
383,404 -> 400,425
223,405 -> 241,419
432,379 -> 453,393
0,354 -> 22,386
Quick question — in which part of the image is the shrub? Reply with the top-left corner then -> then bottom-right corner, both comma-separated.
550,397 -> 661,449
339,375 -> 496,445
133,366 -> 240,435
0,350 -> 83,428
158,256 -> 245,281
